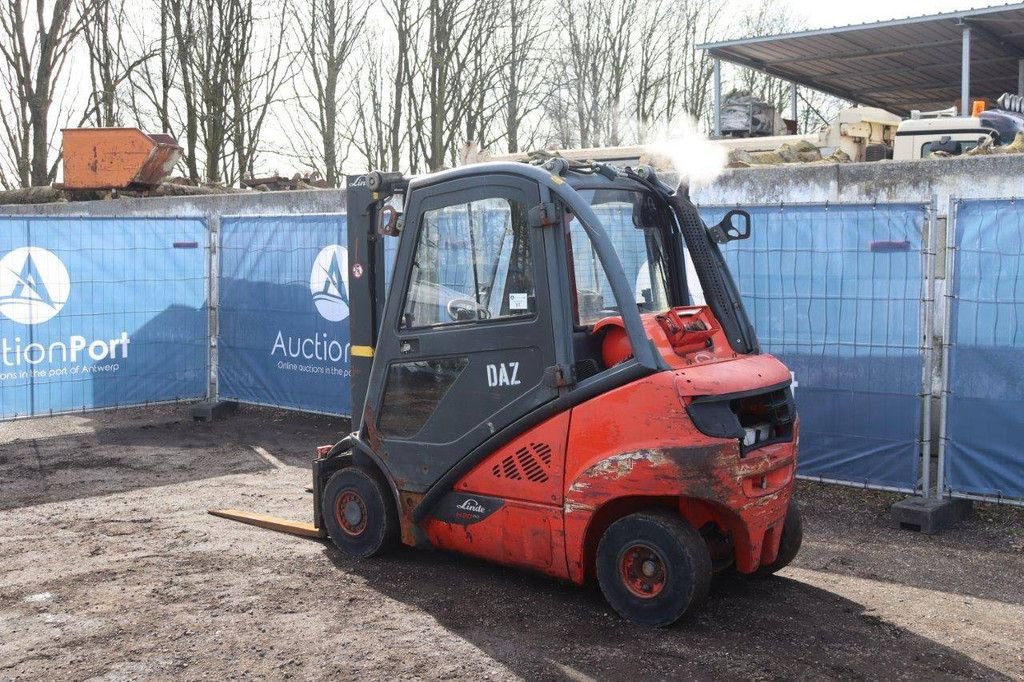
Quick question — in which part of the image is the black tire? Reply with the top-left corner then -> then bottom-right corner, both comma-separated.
596,511 -> 712,627
755,502 -> 803,577
321,466 -> 398,558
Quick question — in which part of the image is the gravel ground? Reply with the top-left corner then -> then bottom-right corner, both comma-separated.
1,404 -> 1022,681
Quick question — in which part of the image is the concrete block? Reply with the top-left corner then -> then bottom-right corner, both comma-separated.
189,400 -> 238,422
891,496 -> 973,535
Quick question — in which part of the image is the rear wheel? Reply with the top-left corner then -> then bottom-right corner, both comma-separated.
596,511 -> 712,627
755,502 -> 803,576
321,466 -> 398,558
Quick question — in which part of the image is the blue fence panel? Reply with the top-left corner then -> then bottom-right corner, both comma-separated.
0,217 -> 208,419
219,215 -> 352,415
700,204 -> 927,490
946,199 -> 1024,501
0,218 -> 31,417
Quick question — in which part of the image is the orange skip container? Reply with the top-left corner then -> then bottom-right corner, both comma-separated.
62,128 -> 182,190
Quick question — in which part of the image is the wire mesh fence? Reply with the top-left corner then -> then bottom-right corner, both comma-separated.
0,216 -> 209,420
217,214 -> 352,416
699,203 -> 930,492
941,199 -> 1024,505
6,200 -> 1024,505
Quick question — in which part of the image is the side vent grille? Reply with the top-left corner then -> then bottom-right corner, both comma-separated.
491,442 -> 553,483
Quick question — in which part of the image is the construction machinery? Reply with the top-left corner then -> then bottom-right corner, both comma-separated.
482,107 -> 902,167
213,159 -> 801,626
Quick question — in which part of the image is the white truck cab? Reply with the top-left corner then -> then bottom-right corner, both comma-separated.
893,110 -> 998,161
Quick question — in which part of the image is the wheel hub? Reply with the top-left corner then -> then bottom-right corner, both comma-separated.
620,544 -> 667,598
335,490 -> 368,536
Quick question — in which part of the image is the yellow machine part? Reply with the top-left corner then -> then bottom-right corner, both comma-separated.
208,509 -> 325,539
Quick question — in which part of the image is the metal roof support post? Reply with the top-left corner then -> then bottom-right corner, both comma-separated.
960,23 -> 972,116
1018,58 -> 1024,95
789,82 -> 798,125
713,58 -> 722,137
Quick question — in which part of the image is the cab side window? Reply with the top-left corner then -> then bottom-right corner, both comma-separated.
400,197 -> 535,328
564,198 -> 672,326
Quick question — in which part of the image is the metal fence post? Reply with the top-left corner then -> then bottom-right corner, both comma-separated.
919,197 -> 937,497
713,59 -> 722,137
207,215 -> 220,401
936,198 -> 958,498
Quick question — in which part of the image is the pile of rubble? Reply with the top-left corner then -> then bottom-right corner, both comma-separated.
726,140 -> 851,168
931,131 -> 1024,158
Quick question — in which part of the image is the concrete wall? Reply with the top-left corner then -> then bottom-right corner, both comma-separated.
1,154 -> 1020,218
692,154 -> 1024,213
0,188 -> 346,218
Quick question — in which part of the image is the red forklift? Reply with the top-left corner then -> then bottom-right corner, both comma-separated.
215,158 -> 801,626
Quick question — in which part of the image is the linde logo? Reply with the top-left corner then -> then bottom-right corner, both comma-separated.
456,499 -> 486,514
311,245 -> 349,322
0,247 -> 70,325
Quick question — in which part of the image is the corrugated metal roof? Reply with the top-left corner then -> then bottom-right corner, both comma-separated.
698,3 -> 1024,116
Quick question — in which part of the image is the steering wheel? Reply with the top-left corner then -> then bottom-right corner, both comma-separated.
446,298 -> 491,322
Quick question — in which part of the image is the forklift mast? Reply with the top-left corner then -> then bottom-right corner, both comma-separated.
345,172 -> 404,422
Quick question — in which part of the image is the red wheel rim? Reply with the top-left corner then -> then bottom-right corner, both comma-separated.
619,543 -> 667,598
334,490 -> 368,536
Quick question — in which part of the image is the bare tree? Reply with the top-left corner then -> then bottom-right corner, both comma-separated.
123,0 -> 177,140
457,1 -> 503,154
601,1 -> 638,146
659,0 -> 719,129
632,0 -> 670,137
0,58 -> 31,188
292,0 -> 367,185
347,0 -> 419,172
0,0 -> 86,187
167,0 -> 272,184
80,0 -> 156,127
347,39 -> 393,171
733,5 -> 798,119
495,0 -> 548,154
229,1 -> 294,183
410,0 -> 500,170
555,0 -> 610,148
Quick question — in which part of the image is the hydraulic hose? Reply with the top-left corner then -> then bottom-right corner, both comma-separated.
668,188 -> 758,354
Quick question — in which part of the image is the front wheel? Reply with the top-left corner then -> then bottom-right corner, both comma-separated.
321,466 -> 398,558
596,511 -> 712,627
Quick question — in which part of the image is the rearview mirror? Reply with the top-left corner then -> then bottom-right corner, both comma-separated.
707,209 -> 751,243
378,205 -> 402,237
633,192 -> 661,230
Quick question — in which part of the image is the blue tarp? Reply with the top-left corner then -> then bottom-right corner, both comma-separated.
0,217 -> 208,419
946,199 -> 1024,501
218,215 -> 353,415
700,204 -> 927,490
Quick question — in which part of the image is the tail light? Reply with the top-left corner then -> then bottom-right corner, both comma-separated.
686,384 -> 795,456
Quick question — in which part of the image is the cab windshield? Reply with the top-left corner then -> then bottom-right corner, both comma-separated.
567,188 -> 678,326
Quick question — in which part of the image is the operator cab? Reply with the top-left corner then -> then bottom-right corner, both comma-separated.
346,160 -> 759,497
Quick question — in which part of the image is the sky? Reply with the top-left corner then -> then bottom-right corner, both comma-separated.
757,0 -> 1018,35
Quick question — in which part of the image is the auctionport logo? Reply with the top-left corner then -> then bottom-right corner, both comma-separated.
0,247 -> 70,325
310,245 -> 349,322
270,244 -> 352,376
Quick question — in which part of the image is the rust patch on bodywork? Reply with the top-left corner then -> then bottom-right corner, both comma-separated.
564,442 -> 796,579
398,490 -> 424,547
584,450 -> 672,480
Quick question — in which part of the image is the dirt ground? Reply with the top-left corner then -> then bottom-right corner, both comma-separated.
1,405 -> 1023,681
